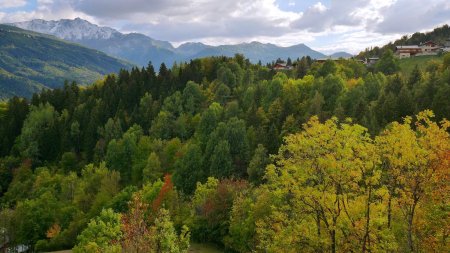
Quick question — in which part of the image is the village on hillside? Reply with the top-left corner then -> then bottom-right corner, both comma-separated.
395,38 -> 450,58
367,38 -> 450,65
272,38 -> 450,70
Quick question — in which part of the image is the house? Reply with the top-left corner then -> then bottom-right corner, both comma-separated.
316,57 -> 334,63
418,41 -> 441,55
0,230 -> 29,253
443,38 -> 450,52
272,62 -> 292,70
395,45 -> 422,58
365,57 -> 379,66
395,40 -> 445,58
421,41 -> 438,47
445,38 -> 450,47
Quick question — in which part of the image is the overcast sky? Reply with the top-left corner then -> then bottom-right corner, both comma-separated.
0,0 -> 449,54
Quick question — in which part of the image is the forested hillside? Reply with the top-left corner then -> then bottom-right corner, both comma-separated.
0,52 -> 449,252
0,25 -> 132,99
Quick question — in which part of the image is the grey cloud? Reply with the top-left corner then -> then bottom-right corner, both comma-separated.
70,0 -> 244,19
69,0 -> 296,42
291,0 -> 370,32
122,16 -> 291,42
70,0 -> 178,18
373,0 -> 450,34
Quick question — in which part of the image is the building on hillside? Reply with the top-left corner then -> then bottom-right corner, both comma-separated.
316,57 -> 334,63
444,38 -> 450,47
395,40 -> 446,58
418,41 -> 441,56
443,38 -> 450,52
395,45 -> 422,58
365,57 -> 379,66
272,62 -> 293,70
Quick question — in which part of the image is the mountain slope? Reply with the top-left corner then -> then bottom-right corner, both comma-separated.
0,25 -> 132,99
78,32 -> 177,68
11,19 -> 329,66
175,42 -> 211,56
12,18 -> 177,67
190,42 -> 326,63
329,52 -> 353,59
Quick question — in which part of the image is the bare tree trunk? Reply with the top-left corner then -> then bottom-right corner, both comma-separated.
362,186 -> 372,253
330,215 -> 338,253
316,211 -> 321,237
331,229 -> 336,253
387,195 -> 392,228
315,211 -> 324,253
407,202 -> 417,252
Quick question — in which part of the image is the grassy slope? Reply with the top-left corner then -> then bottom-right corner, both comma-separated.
0,25 -> 133,99
398,55 -> 444,74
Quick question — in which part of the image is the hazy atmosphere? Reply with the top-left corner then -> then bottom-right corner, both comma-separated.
1,0 -> 449,53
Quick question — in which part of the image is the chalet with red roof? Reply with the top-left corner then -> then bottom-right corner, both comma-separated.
395,45 -> 422,59
272,62 -> 292,70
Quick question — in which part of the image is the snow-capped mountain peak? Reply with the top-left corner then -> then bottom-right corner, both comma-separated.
11,18 -> 119,41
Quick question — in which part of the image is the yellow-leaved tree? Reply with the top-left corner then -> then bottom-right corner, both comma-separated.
375,110 -> 449,252
228,111 -> 448,253
256,116 -> 395,253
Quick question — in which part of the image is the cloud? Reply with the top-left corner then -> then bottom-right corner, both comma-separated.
114,0 -> 298,42
0,0 -> 91,23
373,0 -> 450,34
0,0 -> 27,9
70,0 -> 180,19
291,0 -> 371,32
69,0 -> 301,43
70,0 -> 298,22
0,0 -> 448,54
312,29 -> 400,54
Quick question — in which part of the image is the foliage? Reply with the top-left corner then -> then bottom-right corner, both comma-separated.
154,208 -> 190,253
119,192 -> 190,253
191,178 -> 249,245
17,103 -> 58,163
1,53 -> 449,252
247,144 -> 269,184
73,208 -> 122,253
173,143 -> 205,195
375,110 -> 449,252
253,116 -> 394,252
375,49 -> 400,75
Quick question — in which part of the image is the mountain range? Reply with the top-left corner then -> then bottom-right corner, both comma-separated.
10,18 -> 351,67
0,24 -> 132,99
1,18 -> 353,99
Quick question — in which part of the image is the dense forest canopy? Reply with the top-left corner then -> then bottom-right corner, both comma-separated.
0,52 -> 449,252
